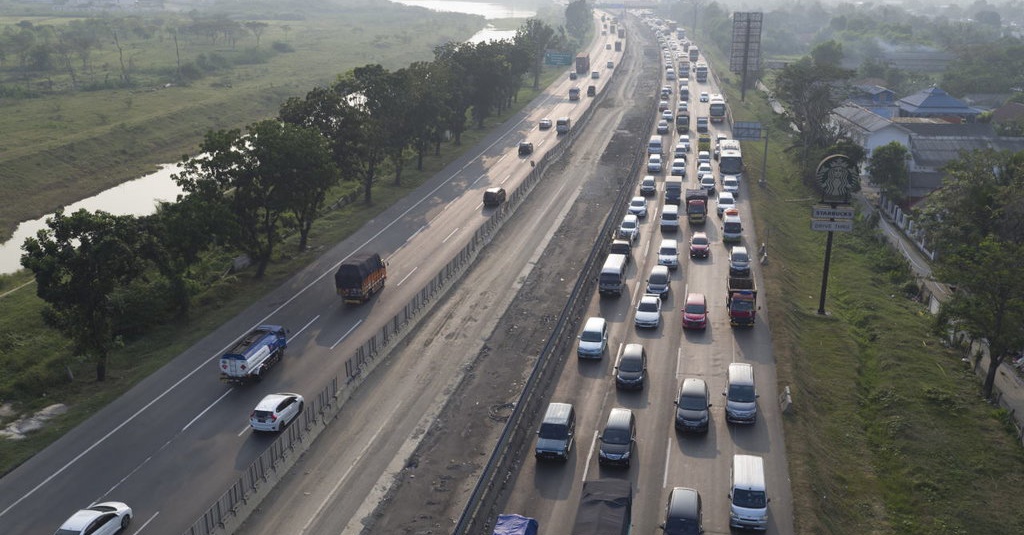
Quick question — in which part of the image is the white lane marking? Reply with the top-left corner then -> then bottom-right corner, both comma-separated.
237,424 -> 251,438
500,174 -> 512,185
0,63 -> 557,520
299,402 -> 404,535
406,225 -> 426,244
581,430 -> 599,483
182,389 -> 234,432
330,320 -> 363,350
295,315 -> 319,338
130,511 -> 160,534
442,228 -> 459,243
663,437 -> 674,488
396,267 -> 418,287
471,175 -> 487,187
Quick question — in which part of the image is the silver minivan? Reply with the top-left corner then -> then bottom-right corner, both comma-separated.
723,362 -> 758,424
646,264 -> 671,296
577,317 -> 608,358
660,204 -> 679,232
730,454 -> 769,529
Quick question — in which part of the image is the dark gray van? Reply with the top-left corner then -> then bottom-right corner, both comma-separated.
535,402 -> 576,461
675,377 -> 711,433
598,407 -> 636,467
662,487 -> 703,535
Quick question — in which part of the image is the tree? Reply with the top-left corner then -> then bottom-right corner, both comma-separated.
245,21 -> 269,47
517,18 -> 555,90
564,0 -> 592,42
279,86 -> 363,190
21,209 -> 151,381
811,39 -> 844,69
867,141 -> 909,201
916,149 -> 1024,398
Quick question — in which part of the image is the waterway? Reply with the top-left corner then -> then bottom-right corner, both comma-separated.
0,1 -> 534,275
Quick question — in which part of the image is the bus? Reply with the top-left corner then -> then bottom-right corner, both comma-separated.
695,63 -> 708,83
719,140 -> 743,178
689,46 -> 700,63
709,94 -> 726,123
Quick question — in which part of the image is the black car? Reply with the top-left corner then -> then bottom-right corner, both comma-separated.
518,142 -> 534,156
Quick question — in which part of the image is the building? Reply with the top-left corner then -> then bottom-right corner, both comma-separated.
896,86 -> 982,122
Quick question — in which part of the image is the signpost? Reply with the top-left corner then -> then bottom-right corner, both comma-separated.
813,154 -> 858,315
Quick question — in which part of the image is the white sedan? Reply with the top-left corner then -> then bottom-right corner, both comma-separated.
56,502 -> 132,535
628,196 -> 648,218
250,392 -> 305,432
699,91 -> 709,102
634,293 -> 663,328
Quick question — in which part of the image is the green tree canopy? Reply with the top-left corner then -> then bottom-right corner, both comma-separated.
867,141 -> 910,201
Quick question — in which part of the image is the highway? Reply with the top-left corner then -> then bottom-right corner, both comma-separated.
0,15 -> 623,535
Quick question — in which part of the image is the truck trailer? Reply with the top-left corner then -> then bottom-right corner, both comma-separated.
219,325 -> 288,383
727,275 -> 757,327
575,53 -> 591,76
335,252 -> 387,304
571,479 -> 632,535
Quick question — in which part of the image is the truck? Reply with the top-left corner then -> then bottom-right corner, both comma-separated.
575,53 -> 590,76
617,28 -> 625,38
727,275 -> 757,327
696,116 -> 709,133
689,46 -> 700,63
569,86 -> 581,101
335,252 -> 387,304
695,62 -> 708,83
698,133 -> 711,153
675,113 -> 689,134
665,176 -> 684,205
685,188 -> 708,224
571,479 -> 632,535
493,514 -> 538,535
219,325 -> 288,383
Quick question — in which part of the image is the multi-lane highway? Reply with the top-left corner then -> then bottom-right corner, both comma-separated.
0,14 -> 624,535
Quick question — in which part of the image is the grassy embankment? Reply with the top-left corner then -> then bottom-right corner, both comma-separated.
0,5 -> 566,475
717,69 -> 1024,533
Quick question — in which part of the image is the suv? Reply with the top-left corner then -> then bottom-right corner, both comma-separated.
483,187 -> 506,207
535,402 -> 576,461
518,141 -> 534,156
640,175 -> 657,196
598,407 -> 636,467
674,378 -> 711,433
663,487 -> 704,534
729,246 -> 751,276
619,214 -> 640,242
577,317 -> 608,358
615,343 -> 647,390
609,239 -> 632,264
250,393 -> 305,432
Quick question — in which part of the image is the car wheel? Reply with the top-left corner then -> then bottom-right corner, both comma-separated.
121,514 -> 131,530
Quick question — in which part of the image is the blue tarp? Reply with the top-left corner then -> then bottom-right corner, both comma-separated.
493,514 -> 539,535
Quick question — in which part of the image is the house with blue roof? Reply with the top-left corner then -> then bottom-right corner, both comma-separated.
896,86 -> 982,122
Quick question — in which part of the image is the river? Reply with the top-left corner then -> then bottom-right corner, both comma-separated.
0,1 -> 533,275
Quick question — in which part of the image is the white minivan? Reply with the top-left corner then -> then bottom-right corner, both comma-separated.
729,454 -> 769,530
648,135 -> 664,155
660,204 -> 679,232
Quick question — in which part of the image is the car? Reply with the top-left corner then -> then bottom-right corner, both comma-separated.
606,43 -> 612,49
682,292 -> 708,330
662,487 -> 704,534
646,264 -> 671,296
670,158 -> 687,177
614,345 -> 648,390
678,134 -> 691,151
518,141 -> 534,156
657,120 -> 670,134
658,238 -> 680,269
700,175 -> 716,195
648,153 -> 663,173
538,118 -> 553,130
717,191 -> 736,217
673,144 -> 688,159
577,316 -> 608,358
598,407 -> 637,466
483,187 -> 507,207
697,162 -> 713,179
591,70 -> 600,79
676,101 -> 689,113
722,175 -> 740,196
659,100 -> 671,111
689,231 -> 710,258
640,175 -> 657,196
662,110 -> 674,121
674,379 -> 712,433
610,239 -> 632,265
250,392 -> 305,432
607,61 -> 614,68
628,196 -> 648,218
699,91 -> 709,102
569,71 -> 578,80
634,293 -> 662,328
697,150 -> 711,164
618,214 -> 640,242
729,246 -> 751,276
56,502 -> 133,535
662,84 -> 674,96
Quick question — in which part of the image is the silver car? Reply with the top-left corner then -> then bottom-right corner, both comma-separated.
628,196 -> 649,218
634,293 -> 663,328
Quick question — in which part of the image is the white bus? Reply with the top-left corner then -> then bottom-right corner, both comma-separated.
719,139 -> 743,178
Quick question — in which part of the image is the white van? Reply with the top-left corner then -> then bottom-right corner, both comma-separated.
598,254 -> 627,296
722,210 -> 743,243
660,204 -> 679,232
723,363 -> 758,423
729,454 -> 769,530
577,317 -> 609,358
648,135 -> 664,155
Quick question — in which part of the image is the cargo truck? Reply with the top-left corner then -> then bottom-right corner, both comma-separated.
689,47 -> 700,62
685,189 -> 708,224
665,176 -> 684,205
675,113 -> 689,134
695,63 -> 708,83
335,252 -> 387,304
727,275 -> 757,326
219,325 -> 288,383
575,53 -> 590,76
571,479 -> 632,535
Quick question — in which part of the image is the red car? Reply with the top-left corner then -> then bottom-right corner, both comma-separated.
682,292 -> 708,330
689,231 -> 710,258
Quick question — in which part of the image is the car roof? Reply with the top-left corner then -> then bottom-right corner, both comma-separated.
255,393 -> 298,410
584,316 -> 606,330
686,292 -> 705,305
61,508 -> 105,530
668,486 -> 701,518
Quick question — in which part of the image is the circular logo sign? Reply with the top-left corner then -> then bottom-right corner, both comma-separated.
816,154 -> 859,203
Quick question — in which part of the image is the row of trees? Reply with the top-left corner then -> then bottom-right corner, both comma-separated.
20,6 -> 587,382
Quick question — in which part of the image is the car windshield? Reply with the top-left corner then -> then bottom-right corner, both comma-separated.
732,252 -> 748,263
603,427 -> 631,444
733,489 -> 767,508
650,273 -> 668,285
679,393 -> 708,410
619,356 -> 644,372
631,200 -> 645,208
692,236 -> 708,246
622,220 -> 637,230
664,517 -> 701,535
660,246 -> 677,255
581,329 -> 603,342
539,422 -> 568,440
684,302 -> 705,314
724,222 -> 742,233
720,198 -> 734,206
638,300 -> 659,312
728,383 -> 757,402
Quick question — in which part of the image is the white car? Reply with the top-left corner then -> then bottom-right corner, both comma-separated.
673,144 -> 688,159
700,175 -> 716,195
670,158 -> 687,176
619,214 -> 641,242
648,154 -> 663,173
250,392 -> 305,432
640,175 -> 657,196
678,135 -> 691,151
658,239 -> 680,269
723,175 -> 740,196
677,101 -> 689,113
697,162 -> 713,179
662,110 -> 674,121
717,191 -> 736,216
657,120 -> 670,134
56,502 -> 133,535
628,196 -> 648,218
697,150 -> 711,165
634,293 -> 663,328
699,91 -> 709,102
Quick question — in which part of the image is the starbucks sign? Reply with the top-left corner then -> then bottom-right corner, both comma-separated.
816,154 -> 859,204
